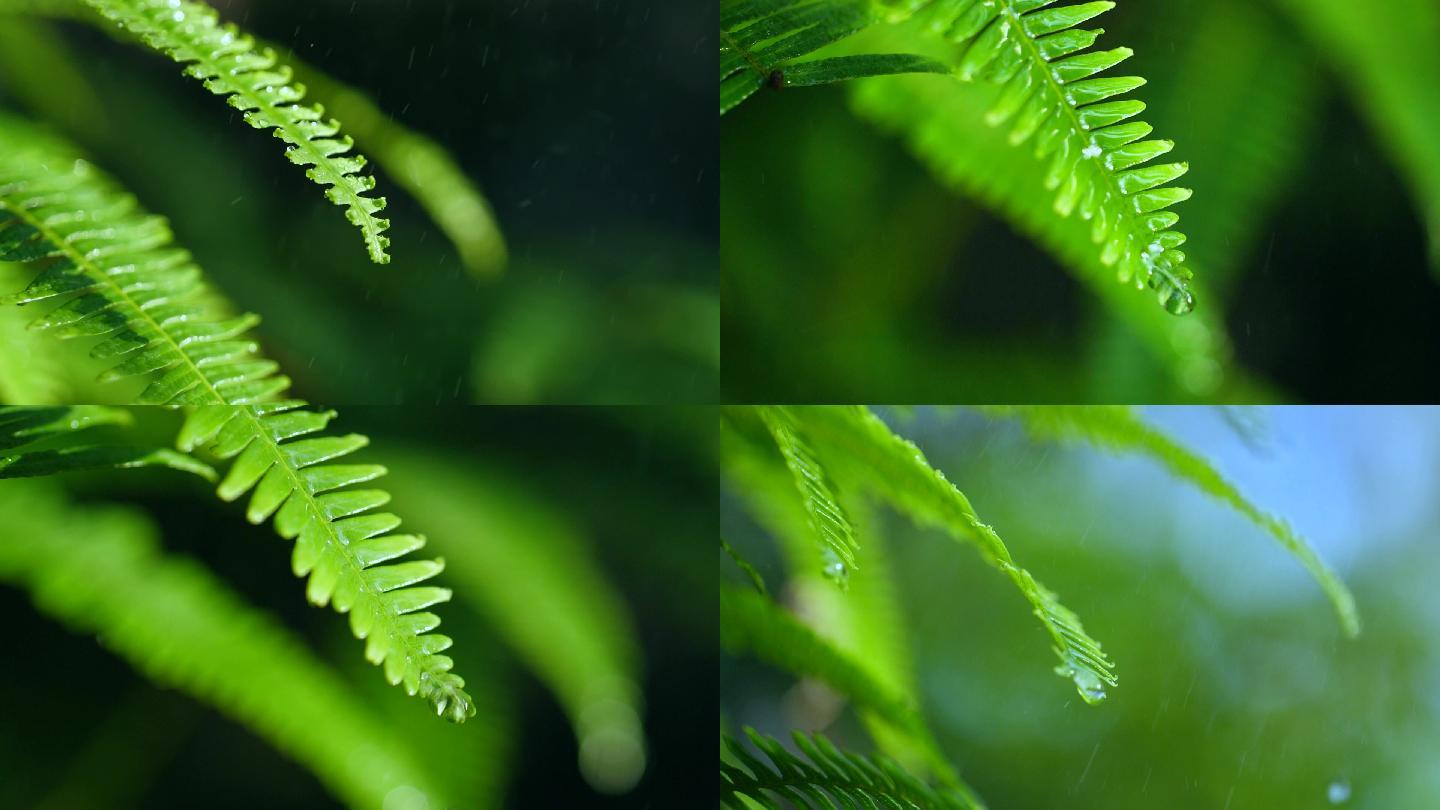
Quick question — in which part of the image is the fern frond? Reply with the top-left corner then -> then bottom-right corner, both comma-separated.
0,405 -> 214,479
0,0 -> 505,276
288,53 -> 507,277
986,405 -> 1362,637
720,0 -> 949,114
0,116 -> 286,405
885,0 -> 1195,314
176,405 -> 477,722
758,405 -> 860,584
849,56 -> 1229,395
81,0 -> 391,263
722,728 -> 973,810
794,405 -> 1116,703
0,479 -> 447,808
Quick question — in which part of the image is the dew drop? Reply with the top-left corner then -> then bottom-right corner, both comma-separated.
1073,668 -> 1107,704
1327,780 -> 1350,804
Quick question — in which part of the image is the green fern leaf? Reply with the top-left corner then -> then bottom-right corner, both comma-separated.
0,113 -> 298,403
177,404 -> 477,722
721,0 -> 949,114
757,405 -> 860,584
0,0 -> 506,276
848,60 -> 1230,395
0,479 -> 447,807
722,728 -> 974,810
0,115 -> 287,405
0,405 -> 214,479
985,405 -> 1362,637
81,0 -> 392,264
794,405 -> 1117,703
873,1 -> 1196,314
284,52 -> 507,277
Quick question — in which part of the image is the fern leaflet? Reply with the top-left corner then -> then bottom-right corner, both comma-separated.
720,0 -> 949,114
758,405 -> 860,584
985,405 -> 1362,637
794,405 -> 1116,703
82,0 -> 392,263
177,405 -> 476,722
0,116 -> 286,405
722,728 -> 974,810
879,0 -> 1195,314
1,405 -> 214,479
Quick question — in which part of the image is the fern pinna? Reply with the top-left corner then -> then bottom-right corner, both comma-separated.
178,405 -> 475,722
0,119 -> 474,722
903,1 -> 1194,314
721,0 -> 1195,315
1,405 -> 214,480
0,114 -> 287,405
82,0 -> 392,263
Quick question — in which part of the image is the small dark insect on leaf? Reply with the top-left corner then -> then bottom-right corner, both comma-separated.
767,69 -> 785,89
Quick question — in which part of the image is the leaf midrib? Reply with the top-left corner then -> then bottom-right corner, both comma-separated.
238,409 -> 440,693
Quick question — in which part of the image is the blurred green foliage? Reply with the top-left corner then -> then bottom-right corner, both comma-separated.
723,406 -> 1437,807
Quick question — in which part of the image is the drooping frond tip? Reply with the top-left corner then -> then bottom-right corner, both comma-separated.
758,405 -> 860,585
888,0 -> 1195,314
83,0 -> 392,263
179,404 -> 476,722
792,406 -> 1116,704
892,0 -> 1198,312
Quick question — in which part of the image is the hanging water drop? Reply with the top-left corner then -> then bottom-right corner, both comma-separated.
1327,779 -> 1350,804
1073,667 -> 1107,704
